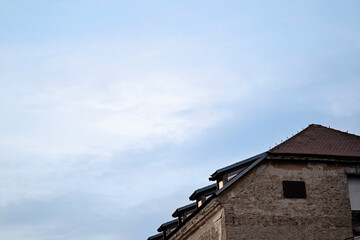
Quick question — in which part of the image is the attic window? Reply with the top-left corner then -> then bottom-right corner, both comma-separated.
282,181 -> 306,198
218,180 -> 224,189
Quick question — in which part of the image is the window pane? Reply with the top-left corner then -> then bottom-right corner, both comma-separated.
348,176 -> 360,210
282,181 -> 306,198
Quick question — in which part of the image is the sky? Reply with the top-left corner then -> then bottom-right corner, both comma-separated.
0,0 -> 360,239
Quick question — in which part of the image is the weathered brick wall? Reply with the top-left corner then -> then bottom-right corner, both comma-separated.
219,160 -> 357,240
169,199 -> 226,240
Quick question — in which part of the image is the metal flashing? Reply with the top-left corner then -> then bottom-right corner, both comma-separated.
147,233 -> 163,240
216,153 -> 268,196
157,219 -> 178,232
172,202 -> 197,217
189,183 -> 217,201
209,152 -> 268,181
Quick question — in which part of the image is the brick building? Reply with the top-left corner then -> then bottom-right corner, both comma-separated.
148,124 -> 360,240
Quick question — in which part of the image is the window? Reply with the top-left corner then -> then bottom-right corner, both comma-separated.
218,180 -> 224,189
348,176 -> 360,210
282,181 -> 307,198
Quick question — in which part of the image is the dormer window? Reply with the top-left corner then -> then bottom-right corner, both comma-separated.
218,180 -> 224,189
189,183 -> 217,208
172,202 -> 197,224
157,219 -> 178,238
210,153 -> 268,190
228,171 -> 239,181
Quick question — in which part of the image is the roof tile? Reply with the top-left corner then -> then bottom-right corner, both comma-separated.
269,124 -> 360,157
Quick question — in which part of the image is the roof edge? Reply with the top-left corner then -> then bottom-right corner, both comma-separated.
267,152 -> 360,161
269,124 -> 360,154
209,152 -> 267,181
216,153 -> 268,195
165,194 -> 218,240
147,233 -> 163,240
269,124 -> 314,153
172,202 -> 197,217
157,219 -> 178,232
189,183 -> 217,201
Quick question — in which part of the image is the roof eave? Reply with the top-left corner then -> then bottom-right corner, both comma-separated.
166,153 -> 269,240
209,152 -> 268,181
172,202 -> 197,217
189,183 -> 217,201
165,194 -> 217,240
147,233 -> 163,240
216,153 -> 268,196
157,219 -> 178,232
267,152 -> 360,162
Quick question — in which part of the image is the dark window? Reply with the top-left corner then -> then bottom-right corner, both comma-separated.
282,181 -> 306,198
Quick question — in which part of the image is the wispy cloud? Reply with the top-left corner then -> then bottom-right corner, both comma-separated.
0,39 -> 247,156
1,1 -> 360,239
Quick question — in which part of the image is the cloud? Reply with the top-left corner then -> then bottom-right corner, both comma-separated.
321,80 -> 360,117
0,39 -> 248,157
0,146 -> 219,240
0,2 -> 360,239
2,33 -> 360,159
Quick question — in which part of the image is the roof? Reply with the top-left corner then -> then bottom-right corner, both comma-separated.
269,124 -> 360,158
157,219 -> 178,232
172,202 -> 197,217
161,124 -> 360,239
189,183 -> 217,201
147,233 -> 163,240
209,153 -> 268,181
166,194 -> 217,240
216,153 -> 268,195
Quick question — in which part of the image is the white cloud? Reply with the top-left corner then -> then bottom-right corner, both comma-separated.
0,40 -> 246,156
1,2 -> 360,239
322,80 -> 360,117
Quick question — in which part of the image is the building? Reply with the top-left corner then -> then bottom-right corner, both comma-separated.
147,124 -> 360,240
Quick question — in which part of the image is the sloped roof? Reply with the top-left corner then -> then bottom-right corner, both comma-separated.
215,153 -> 268,195
172,202 -> 196,217
189,183 -> 216,201
147,233 -> 163,240
157,219 -> 178,232
209,153 -> 268,181
269,124 -> 360,157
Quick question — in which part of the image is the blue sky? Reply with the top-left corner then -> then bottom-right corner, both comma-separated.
0,0 -> 360,239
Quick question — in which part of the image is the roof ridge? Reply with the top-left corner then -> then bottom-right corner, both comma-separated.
319,124 -> 360,138
269,124 -> 360,153
269,124 -> 360,157
269,124 -> 313,153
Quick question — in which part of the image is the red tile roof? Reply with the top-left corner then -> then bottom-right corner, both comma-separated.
269,124 -> 360,157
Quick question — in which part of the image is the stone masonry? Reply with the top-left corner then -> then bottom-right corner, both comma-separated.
169,199 -> 226,240
219,160 -> 357,240
169,159 -> 359,240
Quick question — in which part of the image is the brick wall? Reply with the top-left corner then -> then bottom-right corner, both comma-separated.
219,160 -> 356,240
169,199 -> 226,240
